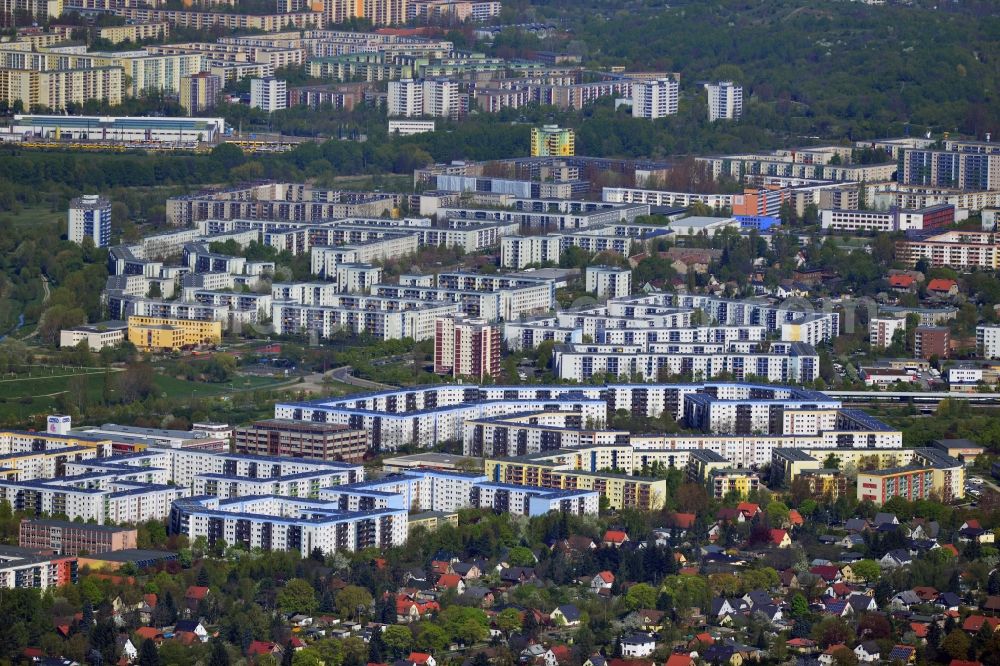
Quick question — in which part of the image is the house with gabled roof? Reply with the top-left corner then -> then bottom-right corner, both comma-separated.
854,641 -> 881,663
603,530 -> 630,548
769,529 -> 791,548
591,571 -> 614,593
550,605 -> 581,626
888,645 -> 915,664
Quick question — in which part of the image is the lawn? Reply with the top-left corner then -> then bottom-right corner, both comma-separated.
0,204 -> 64,230
152,372 -> 292,399
0,368 -> 110,423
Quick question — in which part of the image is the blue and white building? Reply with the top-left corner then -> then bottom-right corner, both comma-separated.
68,195 -> 112,247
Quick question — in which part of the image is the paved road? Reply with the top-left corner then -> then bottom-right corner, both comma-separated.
327,365 -> 395,391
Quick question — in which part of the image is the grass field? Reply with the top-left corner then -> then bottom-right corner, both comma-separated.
152,373 -> 291,398
0,367 -> 293,424
0,204 -> 63,230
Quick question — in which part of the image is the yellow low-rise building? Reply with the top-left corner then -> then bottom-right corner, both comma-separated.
128,316 -> 221,352
99,22 -> 170,45
483,456 -> 666,511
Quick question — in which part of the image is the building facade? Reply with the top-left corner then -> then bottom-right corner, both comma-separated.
233,419 -> 368,463
631,78 -> 678,119
433,314 -> 501,380
68,195 -> 112,248
705,81 -> 742,122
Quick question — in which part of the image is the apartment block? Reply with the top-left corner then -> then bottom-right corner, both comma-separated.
433,314 -> 501,380
631,78 -> 678,119
896,230 -> 1000,270
913,325 -> 949,360
869,317 -> 907,349
820,204 -> 955,233
99,22 -> 170,44
0,67 -> 124,110
705,81 -> 742,122
530,124 -> 575,157
250,77 -> 287,112
586,265 -> 632,298
19,519 -> 137,556
68,195 -> 112,248
0,546 -> 75,591
899,149 -> 1000,191
977,324 -> 1000,359
170,496 -> 407,555
179,72 -> 221,114
233,419 -> 368,463
127,316 -> 222,351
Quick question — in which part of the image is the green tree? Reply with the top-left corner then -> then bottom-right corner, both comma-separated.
335,585 -> 373,620
496,608 -> 522,634
138,638 -> 160,666
850,560 -> 880,583
382,625 -> 413,658
277,579 -> 318,615
415,625 -> 448,652
209,641 -> 230,666
940,629 -> 971,661
625,583 -> 658,611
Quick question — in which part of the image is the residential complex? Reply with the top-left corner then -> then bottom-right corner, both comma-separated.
233,420 -> 368,463
433,315 -> 501,380
19,519 -> 137,556
896,230 -> 1000,270
68,195 -> 112,248
705,81 -> 742,122
631,78 -> 678,119
250,77 -> 287,112
530,125 -> 575,157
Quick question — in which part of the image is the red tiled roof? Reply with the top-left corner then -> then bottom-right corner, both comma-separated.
668,513 -> 696,529
185,586 -> 209,600
597,571 -> 615,583
247,641 -> 278,656
909,622 -> 928,638
928,278 -> 957,292
135,628 -> 162,641
769,529 -> 788,545
437,574 -> 462,589
408,654 -> 432,664
788,509 -> 804,526
962,616 -> 1000,633
603,530 -> 629,543
737,502 -> 760,517
143,593 -> 158,607
889,275 -> 915,288
949,661 -> 983,666
665,656 -> 693,666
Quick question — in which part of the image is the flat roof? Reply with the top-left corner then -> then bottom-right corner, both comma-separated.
80,549 -> 178,563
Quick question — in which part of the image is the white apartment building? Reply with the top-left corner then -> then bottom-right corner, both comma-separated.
388,119 -> 436,135
586,265 -> 632,298
388,78 -> 423,117
500,235 -> 562,269
272,301 -> 457,341
170,496 -> 408,556
705,81 -> 742,122
631,78 -> 678,119
947,365 -> 983,385
59,323 -> 127,351
68,195 -> 112,248
433,314 -> 500,380
422,78 -> 461,118
977,324 -> 1000,359
250,77 -> 287,112
388,78 -> 460,118
869,317 -> 907,349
